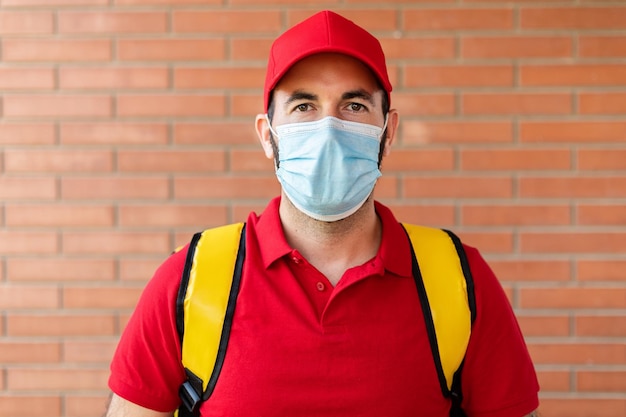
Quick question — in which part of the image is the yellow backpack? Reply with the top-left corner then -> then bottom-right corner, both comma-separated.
175,223 -> 475,417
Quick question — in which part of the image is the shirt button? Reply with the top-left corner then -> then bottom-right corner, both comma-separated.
316,282 -> 325,292
292,256 -> 301,264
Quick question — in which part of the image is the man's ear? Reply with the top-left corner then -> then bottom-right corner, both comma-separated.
381,109 -> 399,157
255,113 -> 275,159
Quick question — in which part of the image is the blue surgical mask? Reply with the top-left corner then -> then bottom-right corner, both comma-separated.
267,115 -> 387,222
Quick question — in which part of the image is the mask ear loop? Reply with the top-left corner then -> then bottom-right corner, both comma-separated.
265,114 -> 280,139
379,113 -> 389,141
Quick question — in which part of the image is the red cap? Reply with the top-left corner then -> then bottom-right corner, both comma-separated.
264,10 -> 392,111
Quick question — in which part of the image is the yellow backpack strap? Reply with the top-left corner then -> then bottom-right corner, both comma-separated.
401,224 -> 476,412
175,222 -> 246,417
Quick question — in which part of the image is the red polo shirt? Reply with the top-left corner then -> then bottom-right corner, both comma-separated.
109,197 -> 539,417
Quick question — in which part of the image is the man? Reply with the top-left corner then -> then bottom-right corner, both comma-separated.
105,10 -> 539,417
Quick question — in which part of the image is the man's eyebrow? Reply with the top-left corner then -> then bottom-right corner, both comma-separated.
342,89 -> 375,104
284,90 -> 318,106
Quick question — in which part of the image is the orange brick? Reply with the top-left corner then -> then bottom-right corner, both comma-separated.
174,176 -> 280,199
117,0 -> 218,4
0,341 -> 60,363
462,36 -> 572,58
5,204 -> 114,227
374,176 -> 399,199
288,9 -> 397,32
0,284 -> 59,309
578,370 -> 626,392
521,7 -> 626,29
520,176 -> 626,198
0,123 -> 56,145
518,315 -> 570,337
7,314 -> 115,336
2,39 -> 111,62
61,122 -> 169,145
455,231 -> 514,254
65,395 -> 109,417
63,286 -> 143,309
488,259 -> 571,282
231,203 -> 275,224
61,176 -> 170,200
62,231 -> 171,255
59,67 -> 169,89
382,203 -> 455,227
461,148 -> 571,170
0,396 -> 61,417
578,204 -> 626,226
521,288 -> 626,309
0,68 -> 55,89
403,8 -> 513,30
117,150 -> 226,172
405,65 -> 514,87
579,92 -> 626,115
174,122 -> 257,145
3,95 -> 112,118
231,94 -> 263,117
118,39 -> 225,61
57,11 -> 167,33
117,94 -> 225,117
0,231 -> 58,255
462,204 -> 571,226
0,11 -> 54,34
64,340 -> 117,363
2,0 -> 107,4
7,368 -> 108,390
173,10 -> 281,33
521,121 -> 626,143
230,149 -> 275,173
538,398 -> 626,417
579,35 -> 626,58
0,177 -> 56,200
579,148 -> 626,170
381,37 -> 455,60
393,93 -> 455,117
4,150 -> 113,173
403,121 -> 513,145
174,67 -> 265,89
521,64 -> 626,86
578,260 -> 626,281
383,149 -> 455,172
118,204 -> 228,227
522,232 -> 626,254
462,92 -> 572,115
403,176 -> 513,198
230,38 -> 272,61
119,258 -> 163,282
536,370 -> 571,392
7,258 -> 115,281
576,316 -> 626,337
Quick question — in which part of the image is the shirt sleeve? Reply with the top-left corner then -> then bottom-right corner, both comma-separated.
460,245 -> 540,417
108,248 -> 188,412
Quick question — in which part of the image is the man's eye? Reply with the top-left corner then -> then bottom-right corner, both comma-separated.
295,103 -> 309,112
349,103 -> 365,111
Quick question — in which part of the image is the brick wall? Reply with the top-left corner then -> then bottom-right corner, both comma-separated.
0,1 -> 625,416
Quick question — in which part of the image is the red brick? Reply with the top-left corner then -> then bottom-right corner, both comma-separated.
462,36 -> 572,58
174,67 -> 265,89
578,370 -> 626,392
2,39 -> 111,62
521,7 -> 626,29
4,150 -> 113,173
0,177 -> 56,200
521,232 -> 626,254
65,395 -> 109,417
5,204 -> 114,227
520,176 -> 626,198
230,149 -> 275,173
521,64 -> 626,86
404,8 -> 513,30
536,370 -> 571,392
538,399 -> 626,417
174,176 -> 280,199
63,286 -> 143,309
174,122 -> 257,145
230,38 -> 272,61
455,231 -> 514,254
0,68 -> 55,89
403,121 -> 513,145
118,39 -> 225,61
7,368 -> 108,390
580,35 -> 626,58
404,176 -> 513,198
61,176 -> 170,200
173,10 -> 281,33
0,11 -> 54,34
578,204 -> 626,226
521,288 -> 626,309
58,11 -> 167,33
405,65 -> 514,87
63,231 -> 171,255
118,150 -> 226,173
517,315 -> 570,337
64,340 -> 117,363
0,231 -> 58,255
530,342 -> 626,366
118,204 -> 228,227
382,204 -> 455,227
0,284 -> 59,309
3,95 -> 112,118
7,314 -> 115,336
462,92 -> 571,115
59,67 -> 169,89
461,148 -> 571,170
231,94 -> 264,117
381,37 -> 455,60
117,95 -> 225,117
61,122 -> 169,145
392,93 -> 455,117
0,123 -> 56,145
579,92 -> 626,115
576,316 -> 626,337
521,121 -> 626,143
119,258 -> 163,282
462,204 -> 571,226
383,149 -> 455,171
488,259 -> 571,282
0,396 -> 61,417
7,258 -> 115,282
578,260 -> 626,282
